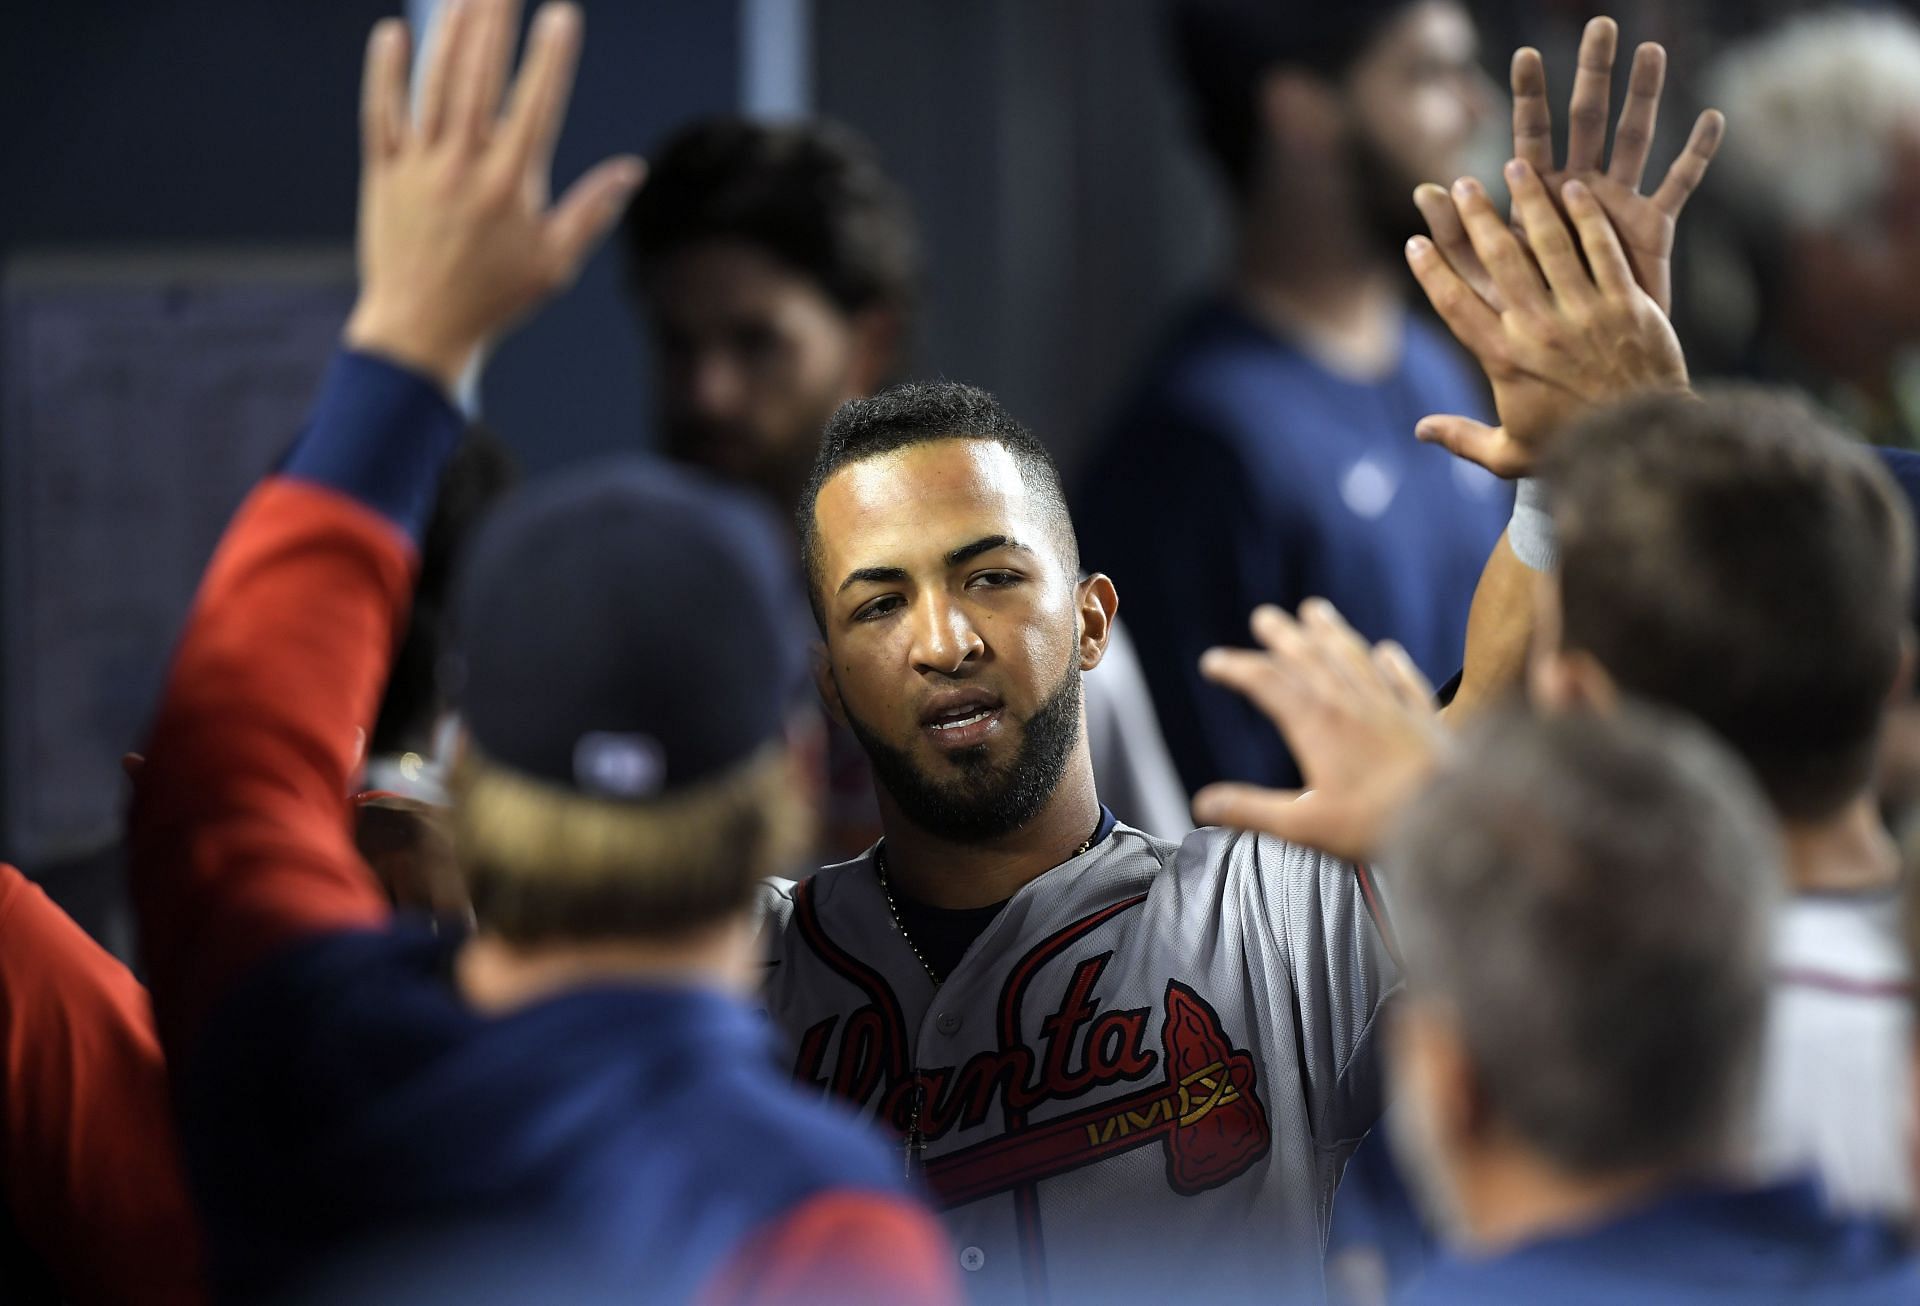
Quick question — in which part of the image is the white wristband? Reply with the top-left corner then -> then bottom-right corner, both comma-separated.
1506,478 -> 1558,572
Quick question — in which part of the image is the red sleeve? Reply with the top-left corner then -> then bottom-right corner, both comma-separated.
698,1191 -> 961,1306
129,477 -> 410,1057
0,866 -> 205,1305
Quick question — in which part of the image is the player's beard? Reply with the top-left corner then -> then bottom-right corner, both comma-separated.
663,401 -> 834,518
841,656 -> 1083,844
1349,121 -> 1430,259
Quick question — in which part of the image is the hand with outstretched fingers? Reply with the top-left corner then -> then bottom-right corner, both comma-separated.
1411,15 -> 1723,319
343,0 -> 646,392
1192,600 -> 1446,863
1405,159 -> 1690,478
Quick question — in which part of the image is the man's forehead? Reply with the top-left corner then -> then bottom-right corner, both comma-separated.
817,440 -> 1041,560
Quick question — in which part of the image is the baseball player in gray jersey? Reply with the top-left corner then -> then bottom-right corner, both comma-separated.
760,22 -> 1712,1302
762,380 -> 1408,1299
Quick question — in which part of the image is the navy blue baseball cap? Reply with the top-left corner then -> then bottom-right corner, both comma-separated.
448,455 -> 808,799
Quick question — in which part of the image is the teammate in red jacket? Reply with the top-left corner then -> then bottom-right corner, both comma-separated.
127,4 -> 958,1302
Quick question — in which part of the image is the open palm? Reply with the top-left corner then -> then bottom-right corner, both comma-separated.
1413,17 -> 1723,319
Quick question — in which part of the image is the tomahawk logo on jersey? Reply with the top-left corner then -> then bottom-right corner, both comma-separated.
762,819 -> 1397,1303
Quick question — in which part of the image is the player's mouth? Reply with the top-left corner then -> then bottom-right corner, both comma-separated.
919,689 -> 1005,751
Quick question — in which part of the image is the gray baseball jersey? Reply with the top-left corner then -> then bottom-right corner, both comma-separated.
759,819 -> 1397,1304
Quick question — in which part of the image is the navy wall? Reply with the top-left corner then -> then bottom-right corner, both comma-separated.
0,0 -> 742,470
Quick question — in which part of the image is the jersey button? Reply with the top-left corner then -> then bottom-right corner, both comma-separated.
959,1246 -> 987,1272
935,1011 -> 961,1035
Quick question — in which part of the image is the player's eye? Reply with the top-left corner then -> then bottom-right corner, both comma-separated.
852,594 -> 904,623
968,570 -> 1020,590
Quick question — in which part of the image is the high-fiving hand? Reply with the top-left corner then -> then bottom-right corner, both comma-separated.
343,0 -> 645,392
1403,16 -> 1715,479
1192,601 -> 1446,863
1405,160 -> 1690,478
1412,16 -> 1723,320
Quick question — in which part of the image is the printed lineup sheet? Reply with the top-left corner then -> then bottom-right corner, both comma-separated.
1,251 -> 355,867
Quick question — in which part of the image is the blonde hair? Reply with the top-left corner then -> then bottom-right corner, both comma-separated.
449,739 -> 813,944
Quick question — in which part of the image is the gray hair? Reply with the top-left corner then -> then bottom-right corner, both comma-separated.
1386,705 -> 1784,1175
1707,8 -> 1920,238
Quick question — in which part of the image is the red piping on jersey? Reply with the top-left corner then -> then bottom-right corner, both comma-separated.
994,894 -> 1151,1058
1773,967 -> 1911,1000
792,878 -> 909,1083
1353,862 -> 1399,969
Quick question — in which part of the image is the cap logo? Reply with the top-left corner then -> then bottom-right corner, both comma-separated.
573,731 -> 666,799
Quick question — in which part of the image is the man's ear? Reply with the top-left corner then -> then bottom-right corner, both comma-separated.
1534,647 -> 1619,717
846,306 -> 905,399
1394,999 -> 1485,1154
1076,573 -> 1119,672
1526,572 -> 1624,715
811,641 -> 850,729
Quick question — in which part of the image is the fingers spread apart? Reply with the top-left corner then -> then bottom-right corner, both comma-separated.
1563,16 -> 1619,175
1505,159 -> 1592,307
360,19 -> 411,165
1651,109 -> 1725,218
1607,42 -> 1667,189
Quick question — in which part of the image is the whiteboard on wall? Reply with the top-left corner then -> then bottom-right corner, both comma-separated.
1,250 -> 355,866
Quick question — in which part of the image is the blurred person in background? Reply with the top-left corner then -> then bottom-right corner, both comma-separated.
622,117 -> 913,521
128,5 -> 957,1301
1540,390 -> 1916,1223
1706,9 -> 1920,830
1386,708 -> 1918,1303
1076,0 -> 1512,796
624,117 -> 1194,843
1706,8 -> 1920,451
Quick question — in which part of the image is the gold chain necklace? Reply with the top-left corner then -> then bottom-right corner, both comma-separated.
873,823 -> 1099,1178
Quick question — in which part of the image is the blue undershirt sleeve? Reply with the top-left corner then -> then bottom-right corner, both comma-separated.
280,349 -> 465,545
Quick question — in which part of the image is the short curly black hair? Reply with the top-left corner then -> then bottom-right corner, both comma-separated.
622,116 -> 918,319
797,382 -> 1078,631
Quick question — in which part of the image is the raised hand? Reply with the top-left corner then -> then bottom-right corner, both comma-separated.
343,0 -> 646,390
1412,16 -> 1723,317
1405,160 -> 1689,478
1191,600 -> 1445,862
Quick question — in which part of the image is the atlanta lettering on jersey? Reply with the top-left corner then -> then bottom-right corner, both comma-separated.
790,881 -> 1272,1204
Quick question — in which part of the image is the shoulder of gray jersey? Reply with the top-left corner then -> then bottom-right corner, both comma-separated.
755,848 -> 877,962
1148,821 -> 1399,963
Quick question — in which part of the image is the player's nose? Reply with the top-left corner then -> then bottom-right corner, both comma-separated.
909,592 -> 985,675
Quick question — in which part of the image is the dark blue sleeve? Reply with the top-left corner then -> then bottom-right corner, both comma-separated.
1326,1122 -> 1437,1295
179,924 -> 471,1298
280,350 -> 465,544
1076,417 -> 1305,793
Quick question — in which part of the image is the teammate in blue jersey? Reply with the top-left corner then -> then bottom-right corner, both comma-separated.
1075,0 -> 1511,794
126,6 -> 957,1302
